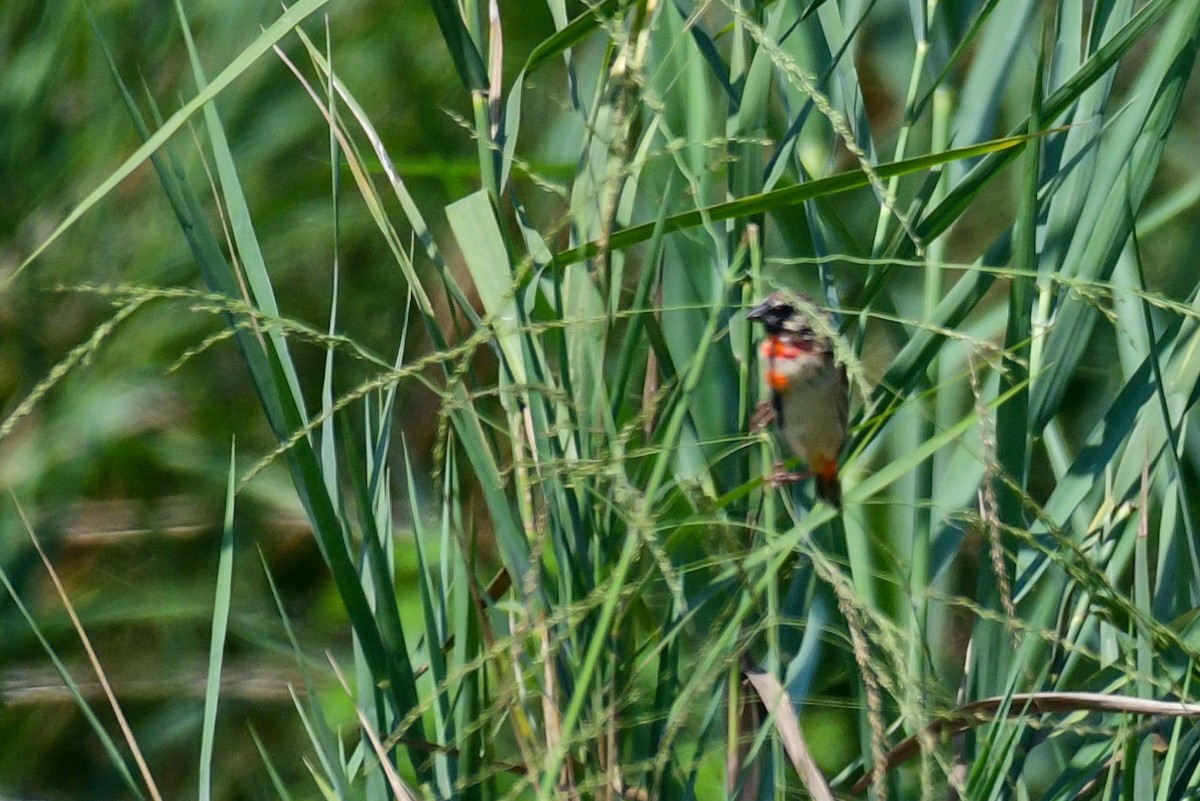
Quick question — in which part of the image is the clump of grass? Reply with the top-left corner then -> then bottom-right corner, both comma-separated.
8,1 -> 1200,800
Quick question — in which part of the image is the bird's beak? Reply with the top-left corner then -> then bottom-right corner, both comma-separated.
746,299 -> 772,322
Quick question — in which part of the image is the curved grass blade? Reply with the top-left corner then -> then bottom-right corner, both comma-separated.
12,499 -> 164,801
90,14 -> 430,781
0,501 -> 147,801
522,0 -> 621,76
14,0 -> 331,290
915,0 -> 1186,247
1030,0 -> 1200,430
259,551 -> 349,798
555,134 -> 1032,266
742,664 -> 833,801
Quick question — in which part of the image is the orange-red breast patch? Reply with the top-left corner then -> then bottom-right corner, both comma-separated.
762,335 -> 807,391
811,455 -> 839,481
760,337 -> 805,360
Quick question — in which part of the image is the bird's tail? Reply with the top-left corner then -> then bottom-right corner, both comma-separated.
812,456 -> 842,510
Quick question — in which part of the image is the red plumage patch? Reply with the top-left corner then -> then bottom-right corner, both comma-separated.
761,335 -> 810,390
760,336 -> 807,360
811,455 -> 838,480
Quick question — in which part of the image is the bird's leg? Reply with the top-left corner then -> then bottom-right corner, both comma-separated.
753,403 -> 807,487
766,463 -> 810,488
751,400 -> 776,431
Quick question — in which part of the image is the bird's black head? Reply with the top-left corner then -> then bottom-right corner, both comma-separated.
747,292 -> 811,336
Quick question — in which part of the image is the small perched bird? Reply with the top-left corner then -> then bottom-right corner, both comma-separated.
747,292 -> 849,508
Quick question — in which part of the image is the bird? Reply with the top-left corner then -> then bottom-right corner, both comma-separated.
747,291 -> 849,508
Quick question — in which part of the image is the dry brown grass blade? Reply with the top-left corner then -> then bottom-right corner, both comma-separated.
849,691 -> 1200,795
15,499 -> 164,801
742,663 -> 833,801
487,0 -> 502,139
540,620 -> 580,801
327,652 -> 420,801
726,670 -> 762,801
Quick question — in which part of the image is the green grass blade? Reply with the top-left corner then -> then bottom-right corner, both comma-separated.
14,0 -> 330,288
173,0 -> 308,423
1031,0 -> 1200,429
523,0 -> 620,75
0,539 -> 147,801
199,442 -> 237,801
428,0 -> 487,92
259,551 -> 350,798
556,133 -> 1031,265
250,727 -> 296,801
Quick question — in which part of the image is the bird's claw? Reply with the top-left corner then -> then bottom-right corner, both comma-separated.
751,401 -> 776,431
766,463 -> 809,488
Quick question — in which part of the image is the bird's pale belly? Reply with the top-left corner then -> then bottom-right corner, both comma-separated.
777,368 -> 844,462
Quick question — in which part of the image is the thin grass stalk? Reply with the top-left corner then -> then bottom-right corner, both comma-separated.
0,504 -> 149,801
909,72 -> 956,801
13,0 -> 331,286
869,20 -> 929,256
538,240 -> 749,798
198,444 -> 237,801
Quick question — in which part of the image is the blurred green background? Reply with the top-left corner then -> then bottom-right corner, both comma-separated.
1,1 -> 505,796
